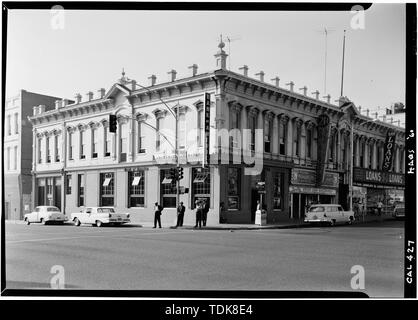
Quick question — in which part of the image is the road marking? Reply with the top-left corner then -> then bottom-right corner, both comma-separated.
5,230 -> 195,244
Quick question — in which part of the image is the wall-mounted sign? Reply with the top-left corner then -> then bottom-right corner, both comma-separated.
316,114 -> 331,186
289,186 -> 337,196
353,167 -> 404,186
291,169 -> 338,188
382,130 -> 396,172
204,92 -> 211,167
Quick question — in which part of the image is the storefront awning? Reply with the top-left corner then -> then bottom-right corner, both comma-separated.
131,176 -> 142,186
102,178 -> 112,187
193,173 -> 208,183
162,177 -> 173,184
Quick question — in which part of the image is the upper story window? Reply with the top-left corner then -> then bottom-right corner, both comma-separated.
55,135 -> 60,162
80,130 -> 86,159
294,122 -> 301,157
306,127 -> 313,158
156,117 -> 162,151
68,131 -> 74,160
279,120 -> 286,155
229,108 -> 240,149
249,114 -> 256,152
92,127 -> 98,158
46,136 -> 51,163
14,113 -> 19,134
7,114 -> 11,136
178,113 -> 186,149
38,137 -> 43,163
264,117 -> 272,153
137,121 -> 145,153
104,125 -> 111,157
120,122 -> 128,162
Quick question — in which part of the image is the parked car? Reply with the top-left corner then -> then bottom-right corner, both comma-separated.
70,207 -> 130,227
24,206 -> 67,225
304,204 -> 354,226
392,203 -> 405,219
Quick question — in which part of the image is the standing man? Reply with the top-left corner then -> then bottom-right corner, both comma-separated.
176,201 -> 185,227
202,199 -> 209,227
194,200 -> 202,229
153,202 -> 163,228
377,199 -> 383,216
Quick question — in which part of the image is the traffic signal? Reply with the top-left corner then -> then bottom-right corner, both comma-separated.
178,167 -> 184,180
109,114 -> 117,133
169,168 -> 177,181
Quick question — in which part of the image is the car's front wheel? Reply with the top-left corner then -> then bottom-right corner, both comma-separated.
329,219 -> 336,227
96,220 -> 102,228
24,217 -> 30,225
73,218 -> 81,226
40,218 -> 47,225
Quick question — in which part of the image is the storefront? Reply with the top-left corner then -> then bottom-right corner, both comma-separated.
289,168 -> 339,219
353,167 -> 405,214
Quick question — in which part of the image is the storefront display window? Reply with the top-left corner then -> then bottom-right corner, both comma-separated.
228,168 -> 240,210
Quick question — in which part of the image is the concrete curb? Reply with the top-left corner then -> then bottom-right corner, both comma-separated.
5,217 -> 396,230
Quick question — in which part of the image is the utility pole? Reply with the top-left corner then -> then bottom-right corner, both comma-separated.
340,30 -> 346,97
175,103 -> 180,208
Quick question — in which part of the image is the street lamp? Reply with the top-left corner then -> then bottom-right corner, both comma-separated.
349,118 -> 378,212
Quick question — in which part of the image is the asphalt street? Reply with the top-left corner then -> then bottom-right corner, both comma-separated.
5,220 -> 404,297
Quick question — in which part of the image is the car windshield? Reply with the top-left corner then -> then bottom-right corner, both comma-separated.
97,208 -> 115,213
309,206 -> 325,212
47,207 -> 60,212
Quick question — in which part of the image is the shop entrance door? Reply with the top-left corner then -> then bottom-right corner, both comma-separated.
292,194 -> 300,219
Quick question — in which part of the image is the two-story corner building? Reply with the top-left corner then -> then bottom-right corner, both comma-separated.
3,90 -> 66,220
28,41 -> 405,226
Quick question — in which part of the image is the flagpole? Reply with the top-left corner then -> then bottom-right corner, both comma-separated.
340,30 -> 346,97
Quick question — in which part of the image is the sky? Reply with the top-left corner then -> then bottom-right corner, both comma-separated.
5,4 -> 406,112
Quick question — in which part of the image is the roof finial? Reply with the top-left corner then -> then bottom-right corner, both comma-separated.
218,34 -> 225,50
122,67 -> 126,77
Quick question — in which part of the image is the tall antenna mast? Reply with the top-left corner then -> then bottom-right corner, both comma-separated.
316,28 -> 334,94
340,30 -> 346,97
226,36 -> 241,70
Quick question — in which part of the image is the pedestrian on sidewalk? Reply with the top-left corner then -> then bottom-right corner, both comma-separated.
153,202 -> 163,228
194,200 -> 202,229
176,201 -> 185,227
202,199 -> 209,227
377,200 -> 383,216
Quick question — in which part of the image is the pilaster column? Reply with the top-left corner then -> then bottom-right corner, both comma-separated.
300,122 -> 306,159
372,140 -> 377,170
286,118 -> 293,157
272,114 -> 279,155
363,140 -> 369,168
354,136 -> 360,167
256,109 -> 264,154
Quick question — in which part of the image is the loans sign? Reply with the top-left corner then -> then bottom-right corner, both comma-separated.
353,167 -> 404,186
382,129 -> 396,172
204,92 -> 211,167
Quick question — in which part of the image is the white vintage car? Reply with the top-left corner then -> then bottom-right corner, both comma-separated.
70,207 -> 130,227
304,204 -> 354,226
24,206 -> 67,225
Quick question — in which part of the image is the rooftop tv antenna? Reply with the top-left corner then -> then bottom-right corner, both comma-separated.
316,27 -> 335,94
226,35 -> 242,70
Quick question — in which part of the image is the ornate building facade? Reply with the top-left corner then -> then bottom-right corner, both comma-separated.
28,42 -> 405,225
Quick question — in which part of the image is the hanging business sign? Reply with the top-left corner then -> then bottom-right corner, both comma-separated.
382,129 -> 397,172
203,92 -> 211,167
316,114 -> 331,186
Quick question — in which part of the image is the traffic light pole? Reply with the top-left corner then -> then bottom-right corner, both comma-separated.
175,103 -> 180,209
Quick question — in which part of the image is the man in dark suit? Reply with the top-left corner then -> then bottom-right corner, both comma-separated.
202,199 -> 209,227
153,202 -> 163,228
176,202 -> 185,227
